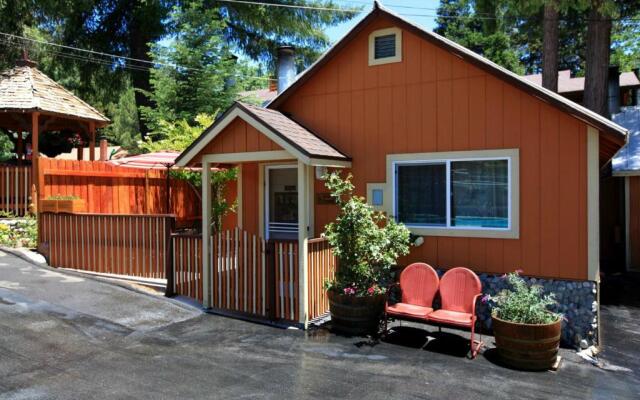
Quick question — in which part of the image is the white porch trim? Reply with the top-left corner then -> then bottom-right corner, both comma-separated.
201,162 -> 212,308
587,126 -> 600,282
176,106 -> 351,168
202,150 -> 293,164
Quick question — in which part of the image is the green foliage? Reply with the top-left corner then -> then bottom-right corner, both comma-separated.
170,167 -> 238,235
486,271 -> 562,324
322,172 -> 410,297
103,86 -> 141,149
140,114 -> 215,153
435,0 -> 524,74
140,3 -> 239,130
45,195 -> 81,200
0,132 -> 15,162
0,216 -> 37,249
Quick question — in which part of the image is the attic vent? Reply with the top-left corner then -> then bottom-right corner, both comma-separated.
369,27 -> 402,66
374,34 -> 396,59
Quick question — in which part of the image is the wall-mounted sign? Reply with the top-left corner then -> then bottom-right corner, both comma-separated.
316,192 -> 334,205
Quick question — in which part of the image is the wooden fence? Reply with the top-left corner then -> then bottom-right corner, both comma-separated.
39,158 -> 200,226
307,238 -> 337,320
0,165 -> 31,216
40,212 -> 173,279
172,229 -> 301,323
172,234 -> 203,302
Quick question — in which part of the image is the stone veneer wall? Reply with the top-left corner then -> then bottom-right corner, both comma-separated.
405,270 -> 598,348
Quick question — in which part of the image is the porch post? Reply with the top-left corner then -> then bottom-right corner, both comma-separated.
89,121 -> 96,161
298,161 -> 309,327
202,161 -> 212,308
31,112 -> 39,212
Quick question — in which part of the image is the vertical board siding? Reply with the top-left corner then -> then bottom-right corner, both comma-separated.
0,166 -> 31,216
280,15 -> 590,280
307,238 -> 336,320
38,159 -> 200,227
630,177 -> 640,270
41,212 -> 171,279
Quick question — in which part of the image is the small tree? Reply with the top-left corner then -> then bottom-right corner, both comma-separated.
323,172 -> 410,297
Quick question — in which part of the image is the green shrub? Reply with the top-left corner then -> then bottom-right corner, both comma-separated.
323,172 -> 410,297
486,271 -> 562,325
0,216 -> 37,249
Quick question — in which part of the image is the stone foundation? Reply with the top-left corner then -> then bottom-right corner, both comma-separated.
472,273 -> 598,348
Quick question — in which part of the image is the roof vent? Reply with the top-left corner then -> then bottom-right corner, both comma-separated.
374,34 -> 396,59
368,28 -> 402,66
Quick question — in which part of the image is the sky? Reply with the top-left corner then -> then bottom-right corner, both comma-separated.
326,0 -> 440,43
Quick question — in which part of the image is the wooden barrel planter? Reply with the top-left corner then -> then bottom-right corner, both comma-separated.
328,291 -> 386,336
492,315 -> 562,371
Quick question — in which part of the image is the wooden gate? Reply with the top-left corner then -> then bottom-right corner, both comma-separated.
172,228 -> 300,323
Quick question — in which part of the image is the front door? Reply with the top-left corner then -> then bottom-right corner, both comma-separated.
265,166 -> 298,240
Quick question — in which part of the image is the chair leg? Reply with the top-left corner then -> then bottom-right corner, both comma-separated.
469,321 -> 484,359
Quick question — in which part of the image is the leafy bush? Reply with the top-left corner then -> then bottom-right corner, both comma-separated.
485,271 -> 562,324
0,216 -> 37,249
323,172 -> 410,297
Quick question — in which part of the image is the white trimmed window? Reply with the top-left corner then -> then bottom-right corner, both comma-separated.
389,150 -> 519,239
368,27 -> 402,66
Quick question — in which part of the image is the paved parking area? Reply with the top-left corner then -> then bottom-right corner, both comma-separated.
0,251 -> 638,399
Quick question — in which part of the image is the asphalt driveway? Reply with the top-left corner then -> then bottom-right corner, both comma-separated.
0,250 -> 638,399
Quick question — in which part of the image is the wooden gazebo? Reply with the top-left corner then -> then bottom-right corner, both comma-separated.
0,54 -> 109,213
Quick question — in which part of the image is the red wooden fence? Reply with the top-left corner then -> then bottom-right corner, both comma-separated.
39,158 -> 200,226
0,165 -> 31,216
40,212 -> 173,279
307,238 -> 336,320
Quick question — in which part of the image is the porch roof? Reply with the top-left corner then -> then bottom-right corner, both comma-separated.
175,101 -> 350,167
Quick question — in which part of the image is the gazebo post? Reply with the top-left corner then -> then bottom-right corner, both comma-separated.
89,121 -> 96,161
31,112 -> 39,212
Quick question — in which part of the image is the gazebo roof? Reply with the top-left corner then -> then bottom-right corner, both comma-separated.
0,59 -> 109,126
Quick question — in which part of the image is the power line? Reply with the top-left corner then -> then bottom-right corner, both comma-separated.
0,31 -> 206,72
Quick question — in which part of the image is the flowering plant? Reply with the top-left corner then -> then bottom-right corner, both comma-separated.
67,133 -> 84,147
484,270 -> 562,325
322,172 -> 410,297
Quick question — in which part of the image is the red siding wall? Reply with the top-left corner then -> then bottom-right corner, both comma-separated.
280,15 -> 590,280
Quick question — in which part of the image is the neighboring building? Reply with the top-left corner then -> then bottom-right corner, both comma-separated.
523,69 -> 640,107
177,2 -> 628,346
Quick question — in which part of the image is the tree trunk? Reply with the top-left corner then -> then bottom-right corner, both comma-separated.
542,1 -> 559,92
583,2 -> 612,116
128,13 -> 154,138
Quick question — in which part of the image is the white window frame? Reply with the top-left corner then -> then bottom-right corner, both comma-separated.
387,149 -> 519,239
368,27 -> 402,66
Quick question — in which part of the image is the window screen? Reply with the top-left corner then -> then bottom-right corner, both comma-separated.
374,34 -> 396,59
396,163 -> 446,226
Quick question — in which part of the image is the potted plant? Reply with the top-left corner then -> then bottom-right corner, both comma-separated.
68,134 -> 84,161
323,172 -> 410,335
40,195 -> 86,214
485,271 -> 563,371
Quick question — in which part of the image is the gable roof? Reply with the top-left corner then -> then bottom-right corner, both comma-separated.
0,63 -> 109,125
268,2 -> 627,143
175,101 -> 350,167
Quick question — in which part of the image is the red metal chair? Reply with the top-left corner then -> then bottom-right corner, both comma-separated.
385,263 -> 439,329
426,267 -> 484,358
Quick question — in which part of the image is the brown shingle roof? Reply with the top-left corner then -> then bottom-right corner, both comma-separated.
0,64 -> 109,124
238,102 -> 347,160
